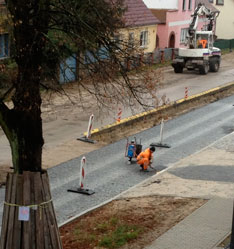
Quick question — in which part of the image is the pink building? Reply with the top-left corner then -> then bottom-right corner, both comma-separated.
146,0 -> 218,49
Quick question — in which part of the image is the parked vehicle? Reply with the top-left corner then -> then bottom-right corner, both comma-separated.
172,3 -> 221,75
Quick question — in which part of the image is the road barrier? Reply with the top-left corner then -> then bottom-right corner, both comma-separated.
79,156 -> 86,189
86,114 -> 94,139
185,87 -> 188,99
84,81 -> 234,144
77,114 -> 96,143
67,156 -> 95,195
150,118 -> 171,148
117,107 -> 122,122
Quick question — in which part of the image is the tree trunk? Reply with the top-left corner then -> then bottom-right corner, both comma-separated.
0,171 -> 63,249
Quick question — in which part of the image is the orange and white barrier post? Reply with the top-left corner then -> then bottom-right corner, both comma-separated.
86,114 -> 94,139
117,107 -> 122,122
185,87 -> 188,99
78,114 -> 95,143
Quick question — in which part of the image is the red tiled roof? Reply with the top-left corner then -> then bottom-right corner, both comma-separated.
123,0 -> 160,27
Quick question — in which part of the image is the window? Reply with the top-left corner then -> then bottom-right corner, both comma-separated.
182,0 -> 186,10
0,34 -> 9,58
216,0 -> 224,5
196,34 -> 210,48
180,28 -> 188,43
208,0 -> 214,2
140,31 -> 148,47
188,0 -> 192,10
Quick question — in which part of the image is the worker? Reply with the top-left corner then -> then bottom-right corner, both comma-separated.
127,140 -> 136,164
197,37 -> 208,48
137,146 -> 155,171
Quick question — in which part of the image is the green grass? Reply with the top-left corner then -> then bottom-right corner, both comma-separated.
72,217 -> 143,248
221,48 -> 233,55
98,224 -> 142,248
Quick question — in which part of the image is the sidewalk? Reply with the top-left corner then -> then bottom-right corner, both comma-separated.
145,198 -> 232,249
119,131 -> 234,249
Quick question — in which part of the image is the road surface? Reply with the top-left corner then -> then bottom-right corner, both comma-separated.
1,94 -> 234,230
0,52 -> 234,167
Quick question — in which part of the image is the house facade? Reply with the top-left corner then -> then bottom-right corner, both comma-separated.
209,0 -> 234,39
144,0 -> 218,49
118,0 -> 160,53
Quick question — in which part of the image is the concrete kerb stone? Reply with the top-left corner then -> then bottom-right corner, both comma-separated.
85,81 -> 234,142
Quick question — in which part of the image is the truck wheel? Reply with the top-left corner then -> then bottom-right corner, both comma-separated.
199,63 -> 209,75
209,59 -> 220,72
174,66 -> 183,73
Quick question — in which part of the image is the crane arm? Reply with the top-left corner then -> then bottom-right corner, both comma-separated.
188,3 -> 217,36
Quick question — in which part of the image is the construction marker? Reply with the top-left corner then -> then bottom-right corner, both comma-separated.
117,107 -> 122,122
86,114 -> 94,139
79,156 -> 86,189
185,87 -> 188,99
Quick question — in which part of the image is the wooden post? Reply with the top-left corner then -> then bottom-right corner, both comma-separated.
0,171 -> 63,249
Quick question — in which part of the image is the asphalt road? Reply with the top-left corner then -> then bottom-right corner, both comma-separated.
1,53 -> 234,167
1,94 -> 234,229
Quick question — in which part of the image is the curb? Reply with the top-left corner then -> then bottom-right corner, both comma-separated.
85,81 -> 234,142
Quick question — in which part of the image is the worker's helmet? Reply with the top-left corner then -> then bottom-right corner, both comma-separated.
131,140 -> 135,143
150,146 -> 155,152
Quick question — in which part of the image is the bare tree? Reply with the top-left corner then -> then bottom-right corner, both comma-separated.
0,0 -> 161,248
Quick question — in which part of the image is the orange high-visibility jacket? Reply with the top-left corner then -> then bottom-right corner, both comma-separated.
137,148 -> 153,165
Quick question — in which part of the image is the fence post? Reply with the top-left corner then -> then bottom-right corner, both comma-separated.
171,48 -> 175,60
160,50 -> 164,63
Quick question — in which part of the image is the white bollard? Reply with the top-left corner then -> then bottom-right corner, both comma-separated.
77,114 -> 95,143
150,118 -> 170,148
159,118 -> 164,144
86,114 -> 94,139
